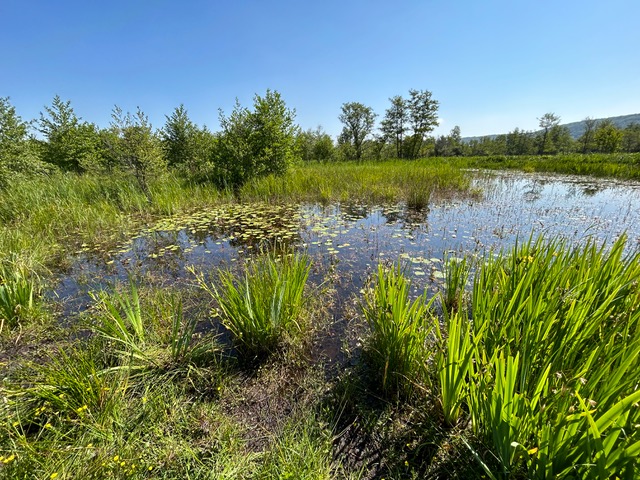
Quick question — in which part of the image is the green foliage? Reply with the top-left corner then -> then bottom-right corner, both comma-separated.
361,263 -> 435,396
257,414 -> 334,480
297,126 -> 335,162
103,106 -> 166,198
161,104 -> 218,182
434,236 -> 640,477
198,253 -> 311,357
594,119 -> 623,153
37,95 -> 103,172
93,280 -> 219,377
621,123 -> 640,152
380,96 -> 409,158
239,158 -> 472,205
0,97 -> 49,187
441,255 -> 471,315
406,89 -> 440,159
338,102 -> 376,161
434,126 -> 465,157
536,112 -> 561,154
455,153 -> 640,180
217,90 -> 299,188
0,257 -> 40,333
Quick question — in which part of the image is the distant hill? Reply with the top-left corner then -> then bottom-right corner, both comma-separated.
561,113 -> 640,138
463,113 -> 640,142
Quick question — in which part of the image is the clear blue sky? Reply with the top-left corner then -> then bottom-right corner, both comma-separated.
1,0 -> 639,138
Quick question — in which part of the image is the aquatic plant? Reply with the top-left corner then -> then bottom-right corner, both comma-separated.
435,235 -> 640,477
199,253 -> 311,357
0,257 -> 40,332
361,263 -> 436,396
441,255 -> 471,315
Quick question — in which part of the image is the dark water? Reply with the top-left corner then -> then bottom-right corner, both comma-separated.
51,170 -> 640,320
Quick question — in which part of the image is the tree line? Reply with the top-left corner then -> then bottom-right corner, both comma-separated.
2,92 -> 639,194
0,91 -> 297,194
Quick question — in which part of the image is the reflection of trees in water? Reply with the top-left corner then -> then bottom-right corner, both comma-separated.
340,202 -> 371,221
522,179 -> 546,202
382,204 -> 430,230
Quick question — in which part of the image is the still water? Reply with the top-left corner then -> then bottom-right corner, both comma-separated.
53,170 -> 640,316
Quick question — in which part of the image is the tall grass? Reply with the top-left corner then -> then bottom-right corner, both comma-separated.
0,172 -> 227,269
361,263 -> 436,397
0,257 -> 41,333
434,235 -> 640,477
240,159 -> 472,204
92,280 -> 221,378
198,253 -> 311,357
451,153 -> 640,180
441,255 -> 471,315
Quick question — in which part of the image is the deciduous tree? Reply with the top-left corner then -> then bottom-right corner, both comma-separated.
104,106 -> 165,199
338,102 -> 376,161
406,89 -> 439,159
536,112 -> 561,154
37,95 -> 101,171
217,90 -> 299,187
380,96 -> 408,158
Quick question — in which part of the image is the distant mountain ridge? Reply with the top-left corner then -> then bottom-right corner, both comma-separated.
463,113 -> 640,142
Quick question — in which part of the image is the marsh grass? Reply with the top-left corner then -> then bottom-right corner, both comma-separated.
240,159 -> 472,204
92,280 -> 222,385
0,257 -> 42,333
198,253 -> 311,358
361,263 -> 436,397
452,153 -> 640,180
256,413 -> 335,480
441,255 -> 471,315
435,235 -> 640,477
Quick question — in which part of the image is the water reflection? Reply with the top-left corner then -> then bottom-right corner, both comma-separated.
52,171 -> 640,317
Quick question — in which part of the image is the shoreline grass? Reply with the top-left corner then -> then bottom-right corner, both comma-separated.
449,152 -> 640,180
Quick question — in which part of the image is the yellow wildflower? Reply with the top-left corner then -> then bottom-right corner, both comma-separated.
50,473 -> 59,479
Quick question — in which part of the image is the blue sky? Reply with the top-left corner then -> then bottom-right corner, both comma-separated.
1,0 -> 639,138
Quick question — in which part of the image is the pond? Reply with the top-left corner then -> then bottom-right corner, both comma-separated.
53,170 -> 640,320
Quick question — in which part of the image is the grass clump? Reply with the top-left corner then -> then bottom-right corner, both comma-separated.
0,257 -> 42,333
361,263 -> 436,397
441,255 -> 471,315
199,253 -> 311,358
433,235 -> 640,478
91,279 -> 222,385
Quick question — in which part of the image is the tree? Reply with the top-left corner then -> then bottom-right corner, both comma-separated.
338,102 -> 376,161
161,104 -> 198,167
380,96 -> 409,158
505,128 -> 535,155
37,95 -> 101,171
217,90 -> 299,188
161,104 -> 217,181
104,106 -> 165,199
0,98 -> 48,187
297,127 -> 334,162
593,120 -> 622,153
434,126 -> 464,157
537,112 -> 561,154
621,123 -> 640,153
579,117 -> 598,153
406,89 -> 439,159
549,125 -> 574,154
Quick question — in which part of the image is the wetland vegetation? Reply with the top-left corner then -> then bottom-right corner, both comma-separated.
1,92 -> 640,478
